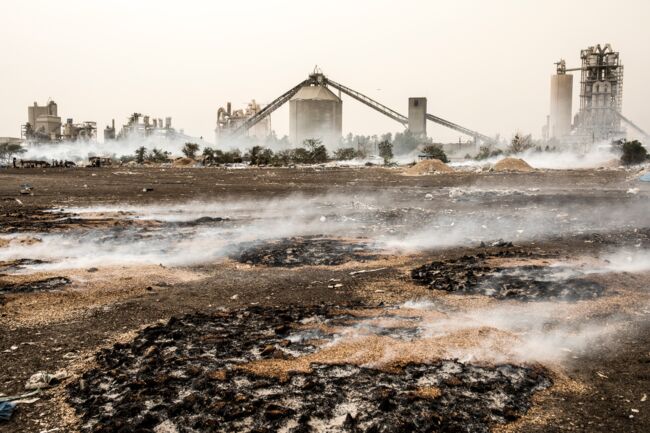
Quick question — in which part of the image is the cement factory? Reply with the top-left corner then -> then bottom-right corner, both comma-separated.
544,43 -> 648,146
9,44 -> 648,155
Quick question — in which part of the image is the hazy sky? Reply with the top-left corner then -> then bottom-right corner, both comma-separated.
2,0 -> 649,143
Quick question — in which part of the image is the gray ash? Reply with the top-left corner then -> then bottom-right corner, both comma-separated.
68,305 -> 550,433
233,237 -> 377,267
411,253 -> 604,301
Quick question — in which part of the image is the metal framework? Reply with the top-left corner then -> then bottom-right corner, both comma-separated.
232,71 -> 493,143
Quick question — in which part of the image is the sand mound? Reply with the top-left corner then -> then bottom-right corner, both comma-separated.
404,159 -> 454,175
493,157 -> 533,172
172,157 -> 196,167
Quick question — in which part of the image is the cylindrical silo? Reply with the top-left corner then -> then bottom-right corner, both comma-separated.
289,84 -> 342,148
549,73 -> 573,139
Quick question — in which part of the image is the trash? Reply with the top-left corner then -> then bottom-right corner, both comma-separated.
142,187 -> 154,192
626,188 -> 639,195
0,401 -> 16,421
639,172 -> 650,182
319,215 -> 327,222
596,371 -> 608,379
25,370 -> 69,390
424,193 -> 434,200
20,183 -> 33,195
642,393 -> 647,402
0,390 -> 40,403
230,294 -> 239,300
349,267 -> 387,276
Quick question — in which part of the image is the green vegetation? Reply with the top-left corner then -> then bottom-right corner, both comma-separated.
182,142 -> 200,159
421,144 -> 448,163
618,139 -> 648,166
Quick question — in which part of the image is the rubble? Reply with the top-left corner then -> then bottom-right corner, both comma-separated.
411,252 -> 604,301
68,305 -> 551,433
233,236 -> 377,267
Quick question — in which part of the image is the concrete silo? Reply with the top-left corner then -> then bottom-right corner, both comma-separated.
549,61 -> 573,139
289,84 -> 342,147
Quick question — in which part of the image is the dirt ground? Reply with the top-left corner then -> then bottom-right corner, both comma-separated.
0,166 -> 649,432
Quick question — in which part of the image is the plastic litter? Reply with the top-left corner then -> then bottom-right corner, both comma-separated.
640,172 -> 650,182
25,370 -> 68,390
0,401 -> 16,421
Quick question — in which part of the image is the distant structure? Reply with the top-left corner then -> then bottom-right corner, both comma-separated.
573,44 -> 624,142
215,100 -> 270,145
24,100 -> 61,141
545,44 -> 647,145
116,113 -> 179,141
548,60 -> 573,139
104,119 -> 116,141
408,97 -> 427,136
289,83 -> 342,147
22,100 -> 96,142
226,69 -> 494,148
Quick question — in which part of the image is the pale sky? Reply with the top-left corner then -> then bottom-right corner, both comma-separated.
1,0 -> 649,143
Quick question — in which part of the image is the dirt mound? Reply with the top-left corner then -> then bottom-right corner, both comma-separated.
404,159 -> 454,175
68,306 -> 550,433
172,157 -> 196,167
493,157 -> 534,172
411,252 -> 604,301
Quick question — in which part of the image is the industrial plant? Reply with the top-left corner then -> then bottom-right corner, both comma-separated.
221,68 -> 494,150
22,100 -> 96,143
545,43 -> 648,146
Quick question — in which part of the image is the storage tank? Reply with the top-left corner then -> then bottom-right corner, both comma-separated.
549,73 -> 573,139
289,84 -> 342,147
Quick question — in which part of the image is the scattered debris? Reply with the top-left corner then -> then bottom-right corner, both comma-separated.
25,370 -> 69,390
349,267 -> 388,276
0,401 -> 16,421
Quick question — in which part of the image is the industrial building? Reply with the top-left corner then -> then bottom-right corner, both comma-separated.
225,69 -> 493,150
215,100 -> 270,145
289,85 -> 342,147
24,100 -> 61,141
115,113 -> 177,141
545,44 -> 647,145
23,100 -> 96,142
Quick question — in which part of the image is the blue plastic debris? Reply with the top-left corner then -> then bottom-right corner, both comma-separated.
0,401 -> 16,421
640,172 -> 650,182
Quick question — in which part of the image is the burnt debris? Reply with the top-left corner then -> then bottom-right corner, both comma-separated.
0,276 -> 70,294
233,236 -> 377,267
411,253 -> 604,301
68,305 -> 551,433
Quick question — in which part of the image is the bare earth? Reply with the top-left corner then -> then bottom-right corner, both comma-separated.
0,166 -> 649,433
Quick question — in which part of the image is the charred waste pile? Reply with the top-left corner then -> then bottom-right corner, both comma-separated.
233,236 -> 378,267
411,250 -> 605,301
68,305 -> 551,433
